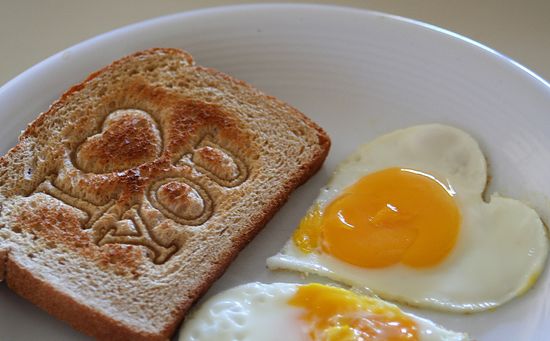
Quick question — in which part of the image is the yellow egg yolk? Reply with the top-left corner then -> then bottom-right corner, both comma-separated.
293,167 -> 460,268
288,283 -> 418,340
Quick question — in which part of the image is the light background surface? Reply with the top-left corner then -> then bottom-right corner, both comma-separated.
1,0 -> 549,86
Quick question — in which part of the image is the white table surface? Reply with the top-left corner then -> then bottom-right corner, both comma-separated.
1,0 -> 549,87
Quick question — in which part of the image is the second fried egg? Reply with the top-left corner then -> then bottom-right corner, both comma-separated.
267,124 -> 549,312
179,282 -> 470,341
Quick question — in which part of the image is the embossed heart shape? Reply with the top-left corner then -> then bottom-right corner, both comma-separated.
75,109 -> 162,173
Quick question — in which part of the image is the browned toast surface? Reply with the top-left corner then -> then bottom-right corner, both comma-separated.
0,48 -> 330,340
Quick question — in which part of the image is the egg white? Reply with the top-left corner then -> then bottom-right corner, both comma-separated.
178,282 -> 470,341
267,124 -> 549,312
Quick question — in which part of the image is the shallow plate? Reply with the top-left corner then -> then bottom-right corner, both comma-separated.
1,4 -> 550,340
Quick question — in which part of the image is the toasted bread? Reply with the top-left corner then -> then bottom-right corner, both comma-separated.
0,48 -> 330,340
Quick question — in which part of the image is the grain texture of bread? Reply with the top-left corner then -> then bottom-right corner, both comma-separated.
0,48 -> 330,340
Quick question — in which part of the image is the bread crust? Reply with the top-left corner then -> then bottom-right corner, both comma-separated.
0,48 -> 330,340
0,248 -> 7,282
6,258 -> 164,341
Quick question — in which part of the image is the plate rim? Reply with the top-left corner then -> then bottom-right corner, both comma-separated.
0,3 -> 549,97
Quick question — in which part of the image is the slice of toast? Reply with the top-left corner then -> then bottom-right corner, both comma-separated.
0,48 -> 330,340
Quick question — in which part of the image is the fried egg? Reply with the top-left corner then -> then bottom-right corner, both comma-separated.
267,124 -> 549,312
179,282 -> 470,341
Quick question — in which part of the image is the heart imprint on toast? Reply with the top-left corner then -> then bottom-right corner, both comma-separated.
74,109 -> 163,174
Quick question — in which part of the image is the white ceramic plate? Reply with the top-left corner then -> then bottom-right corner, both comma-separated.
1,4 -> 550,340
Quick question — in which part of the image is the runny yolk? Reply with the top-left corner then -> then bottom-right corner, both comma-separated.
293,167 -> 460,268
288,283 -> 418,340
